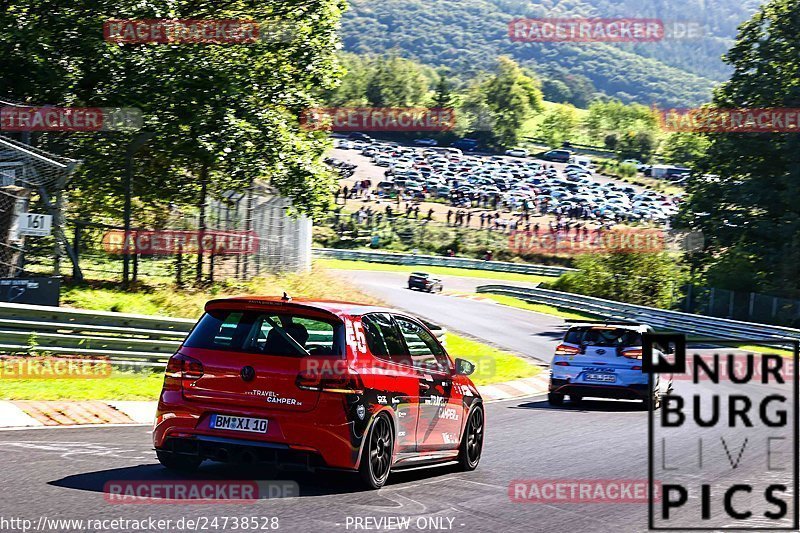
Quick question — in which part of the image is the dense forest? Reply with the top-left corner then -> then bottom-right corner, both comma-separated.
341,0 -> 763,107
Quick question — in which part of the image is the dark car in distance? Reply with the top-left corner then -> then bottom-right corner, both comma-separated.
349,132 -> 373,143
540,149 -> 573,163
407,272 -> 443,293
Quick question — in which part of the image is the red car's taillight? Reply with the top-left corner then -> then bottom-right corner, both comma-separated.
555,344 -> 581,356
163,353 -> 204,391
296,369 -> 364,394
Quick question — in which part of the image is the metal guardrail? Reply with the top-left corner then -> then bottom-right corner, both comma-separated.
0,301 -> 448,364
0,302 -> 194,363
314,248 -> 574,277
476,285 -> 800,345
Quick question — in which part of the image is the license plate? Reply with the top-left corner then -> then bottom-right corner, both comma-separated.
209,414 -> 268,433
585,373 -> 616,383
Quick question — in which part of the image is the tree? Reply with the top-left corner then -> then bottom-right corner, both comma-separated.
0,0 -> 346,223
325,53 -> 372,106
604,133 -> 619,151
481,57 -> 543,148
550,252 -> 687,309
584,100 -> 658,145
433,73 -> 456,109
541,79 -> 572,104
537,105 -> 579,147
617,131 -> 657,162
364,55 -> 434,107
680,0 -> 800,296
659,132 -> 710,167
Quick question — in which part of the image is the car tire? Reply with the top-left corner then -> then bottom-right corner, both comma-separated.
156,450 -> 203,472
547,392 -> 564,406
358,413 -> 394,489
458,406 -> 484,471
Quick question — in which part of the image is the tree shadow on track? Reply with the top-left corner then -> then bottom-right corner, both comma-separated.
49,461 -> 463,499
510,398 -> 647,413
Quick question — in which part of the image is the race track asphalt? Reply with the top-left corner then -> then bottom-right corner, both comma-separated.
331,269 -> 564,364
0,270 -> 794,533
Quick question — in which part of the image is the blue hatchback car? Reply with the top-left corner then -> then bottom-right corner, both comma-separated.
548,322 -> 671,408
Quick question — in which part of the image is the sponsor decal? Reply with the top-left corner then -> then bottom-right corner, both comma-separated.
438,407 -> 459,420
245,390 -> 301,406
424,396 -> 447,406
442,432 -> 458,444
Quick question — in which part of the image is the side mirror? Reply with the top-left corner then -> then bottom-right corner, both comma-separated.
455,358 -> 475,376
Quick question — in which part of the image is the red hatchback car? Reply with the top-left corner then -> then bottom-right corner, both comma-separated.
153,296 -> 484,489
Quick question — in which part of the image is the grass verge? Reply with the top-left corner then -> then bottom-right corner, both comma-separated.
0,369 -> 164,401
734,344 -> 794,358
446,333 -> 541,386
316,258 -> 558,285
2,333 -> 540,399
482,293 -> 600,321
62,265 -> 381,318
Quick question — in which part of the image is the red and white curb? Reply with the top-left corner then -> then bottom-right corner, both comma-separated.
0,400 -> 155,428
0,375 -> 548,429
478,375 -> 549,402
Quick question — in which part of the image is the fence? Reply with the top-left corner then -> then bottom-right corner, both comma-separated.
314,248 -> 575,277
0,133 -> 80,278
476,285 -> 800,345
66,182 -> 311,284
682,285 -> 800,329
0,301 -> 447,365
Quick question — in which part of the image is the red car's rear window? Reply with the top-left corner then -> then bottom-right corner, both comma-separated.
184,309 -> 344,357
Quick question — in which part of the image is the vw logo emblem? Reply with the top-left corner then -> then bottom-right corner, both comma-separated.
240,366 -> 256,382
596,349 -> 606,355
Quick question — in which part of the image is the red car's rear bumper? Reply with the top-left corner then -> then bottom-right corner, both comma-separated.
153,391 -> 364,470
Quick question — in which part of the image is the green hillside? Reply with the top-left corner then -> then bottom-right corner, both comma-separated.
341,0 -> 763,106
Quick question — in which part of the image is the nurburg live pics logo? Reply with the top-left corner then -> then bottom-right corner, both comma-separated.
645,333 -> 799,530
